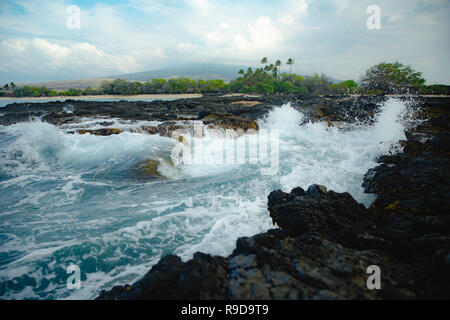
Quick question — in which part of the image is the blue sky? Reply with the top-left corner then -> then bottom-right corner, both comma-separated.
0,0 -> 449,83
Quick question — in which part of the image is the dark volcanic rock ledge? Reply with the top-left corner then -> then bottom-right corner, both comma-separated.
0,94 -> 389,128
0,96 -> 275,126
96,95 -> 450,300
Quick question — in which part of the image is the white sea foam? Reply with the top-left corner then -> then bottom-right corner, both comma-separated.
262,99 -> 409,205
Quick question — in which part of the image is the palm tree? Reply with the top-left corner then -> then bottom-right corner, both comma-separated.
275,60 -> 282,79
238,69 -> 245,77
265,64 -> 274,72
286,58 -> 295,74
10,82 -> 16,90
261,57 -> 268,66
272,66 -> 278,79
3,84 -> 9,92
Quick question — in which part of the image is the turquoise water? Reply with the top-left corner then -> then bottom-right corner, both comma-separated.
0,100 -> 411,299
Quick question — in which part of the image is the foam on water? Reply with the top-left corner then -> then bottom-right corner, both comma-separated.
267,99 -> 409,203
0,98 -> 414,299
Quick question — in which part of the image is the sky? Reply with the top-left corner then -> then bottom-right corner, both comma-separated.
0,0 -> 449,84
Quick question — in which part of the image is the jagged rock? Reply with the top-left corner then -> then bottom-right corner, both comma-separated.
267,185 -> 377,249
97,255 -> 183,300
201,113 -> 259,132
97,253 -> 228,300
362,153 -> 450,218
177,253 -> 228,300
76,128 -> 122,136
133,159 -> 164,179
360,102 -> 450,298
0,96 -> 278,126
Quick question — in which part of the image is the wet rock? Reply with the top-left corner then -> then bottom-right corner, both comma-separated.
362,155 -> 450,217
132,158 -> 175,180
267,185 -> 376,249
201,113 -> 259,132
134,159 -> 162,178
360,100 -> 450,298
141,125 -> 158,135
177,253 -> 228,300
76,128 -> 122,136
0,96 -> 276,127
97,255 -> 184,300
97,253 -> 228,300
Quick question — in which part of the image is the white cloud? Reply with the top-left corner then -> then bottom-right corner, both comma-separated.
186,0 -> 212,13
179,0 -> 310,62
388,14 -> 407,23
152,47 -> 166,58
248,17 -> 283,49
187,0 -> 210,8
0,38 -> 141,80
0,0 -> 448,83
292,0 -> 308,16
178,42 -> 197,49
334,0 -> 349,13
278,14 -> 296,26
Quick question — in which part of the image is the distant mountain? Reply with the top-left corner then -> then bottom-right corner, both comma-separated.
327,76 -> 345,84
15,64 -> 246,90
17,63 -> 345,90
18,78 -> 111,90
108,63 -> 247,82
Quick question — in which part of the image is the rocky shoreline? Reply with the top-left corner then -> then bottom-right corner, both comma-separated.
96,95 -> 449,300
1,94 -> 448,299
0,94 -> 390,131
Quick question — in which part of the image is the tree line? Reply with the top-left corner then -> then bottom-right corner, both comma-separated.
229,57 -> 358,94
1,60 -> 448,97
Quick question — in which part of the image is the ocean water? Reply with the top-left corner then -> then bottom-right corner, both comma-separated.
0,99 -> 413,299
